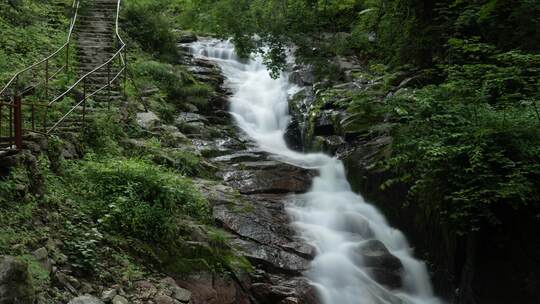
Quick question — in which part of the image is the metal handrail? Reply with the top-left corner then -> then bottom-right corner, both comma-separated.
47,0 -> 126,134
0,0 -> 81,97
0,0 -> 127,150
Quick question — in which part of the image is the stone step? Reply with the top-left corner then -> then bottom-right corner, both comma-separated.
75,30 -> 114,35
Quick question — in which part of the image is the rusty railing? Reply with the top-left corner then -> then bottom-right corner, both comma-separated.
47,0 -> 127,134
0,0 -> 127,151
0,0 -> 80,150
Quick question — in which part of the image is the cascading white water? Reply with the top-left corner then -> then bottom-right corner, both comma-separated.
189,39 -> 442,304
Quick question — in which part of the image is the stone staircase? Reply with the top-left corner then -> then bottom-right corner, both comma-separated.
74,0 -> 122,104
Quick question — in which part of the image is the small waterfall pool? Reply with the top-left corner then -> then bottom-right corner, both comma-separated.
189,39 -> 442,304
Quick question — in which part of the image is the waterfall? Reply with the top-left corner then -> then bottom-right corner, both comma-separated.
189,39 -> 442,304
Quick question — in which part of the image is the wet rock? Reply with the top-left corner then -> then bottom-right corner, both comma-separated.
284,120 -> 303,152
280,297 -> 300,304
177,31 -> 197,43
54,272 -> 80,294
155,294 -> 174,304
101,289 -> 117,302
210,95 -> 230,112
32,247 -> 52,273
193,73 -> 225,88
211,152 -> 265,164
191,136 -> 246,157
0,256 -> 35,304
79,282 -> 95,294
68,295 -> 105,304
313,110 -> 340,136
158,125 -> 189,147
354,240 -> 404,289
111,295 -> 128,304
289,65 -> 315,86
136,111 -> 161,130
358,240 -> 403,270
172,286 -> 192,303
134,280 -> 157,300
224,161 -> 314,194
313,135 -> 345,154
281,242 -> 317,260
232,239 -> 310,274
177,273 -> 249,304
338,212 -> 374,238
174,112 -> 208,134
250,277 -> 318,304
176,112 -> 208,125
213,203 -> 289,245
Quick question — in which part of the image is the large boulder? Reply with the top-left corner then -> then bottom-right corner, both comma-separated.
68,295 -> 105,304
223,161 -> 314,194
312,110 -> 342,136
177,30 -> 198,43
177,273 -> 249,304
250,276 -> 319,304
353,240 -> 404,289
136,111 -> 161,130
0,256 -> 35,304
284,119 -> 303,152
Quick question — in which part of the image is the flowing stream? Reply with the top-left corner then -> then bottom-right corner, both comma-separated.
189,39 -> 442,304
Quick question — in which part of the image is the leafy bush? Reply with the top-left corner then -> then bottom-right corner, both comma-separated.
382,85 -> 540,232
123,0 -> 178,61
83,113 -> 125,154
0,0 -> 70,83
338,38 -> 540,233
70,158 -> 209,241
131,60 -> 213,111
62,221 -> 101,273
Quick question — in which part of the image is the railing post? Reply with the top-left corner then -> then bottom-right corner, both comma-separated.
107,61 -> 111,110
43,105 -> 48,133
83,78 -> 87,129
13,94 -> 22,151
0,103 -> 3,141
66,43 -> 70,72
31,104 -> 35,131
123,48 -> 127,97
45,59 -> 49,100
9,100 -> 13,148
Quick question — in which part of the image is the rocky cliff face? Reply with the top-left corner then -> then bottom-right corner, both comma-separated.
0,38 -> 319,304
164,45 -> 320,304
286,56 -> 540,304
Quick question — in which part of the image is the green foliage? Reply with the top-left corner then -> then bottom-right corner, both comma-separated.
128,138 -> 209,177
178,0 -> 540,73
131,59 -> 213,112
0,167 -> 31,205
83,113 -> 125,155
382,86 -> 540,232
108,252 -> 146,285
62,221 -> 101,273
0,0 -> 70,83
123,0 -> 178,62
18,255 -> 51,291
68,157 -> 210,241
343,44 -> 540,232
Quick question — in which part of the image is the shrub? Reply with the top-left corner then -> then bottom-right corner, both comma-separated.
123,0 -> 178,61
70,158 -> 209,241
131,60 -> 213,111
83,113 -> 125,154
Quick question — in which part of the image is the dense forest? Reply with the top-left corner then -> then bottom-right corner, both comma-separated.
175,0 -> 540,232
0,0 -> 539,304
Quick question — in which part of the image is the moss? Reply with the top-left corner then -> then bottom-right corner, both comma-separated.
158,233 -> 253,275
18,254 -> 50,292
